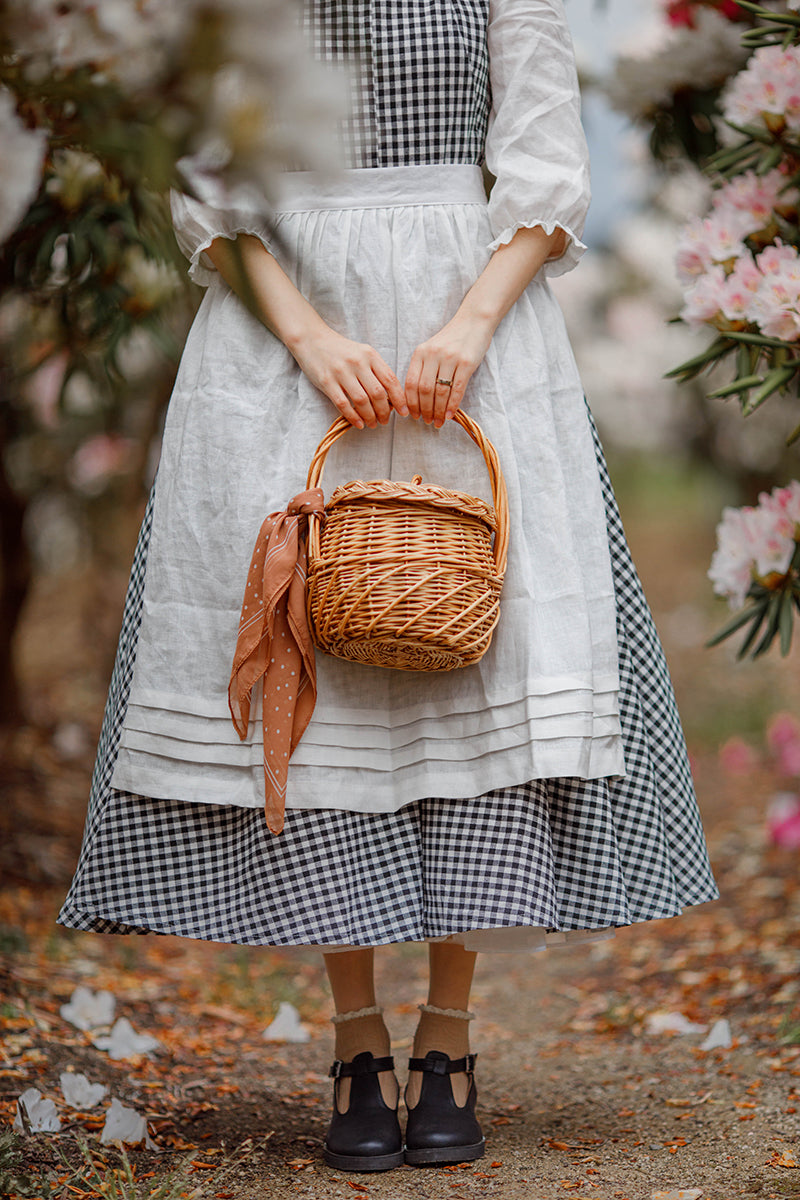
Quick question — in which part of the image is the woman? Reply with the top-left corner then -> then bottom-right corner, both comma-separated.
59,0 -> 718,1174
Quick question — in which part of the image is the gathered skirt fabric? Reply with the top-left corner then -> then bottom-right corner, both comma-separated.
57,410 -> 719,952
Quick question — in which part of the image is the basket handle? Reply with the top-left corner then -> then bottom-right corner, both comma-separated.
305,411 -> 509,577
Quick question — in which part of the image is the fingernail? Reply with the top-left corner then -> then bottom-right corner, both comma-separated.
398,405 -> 409,416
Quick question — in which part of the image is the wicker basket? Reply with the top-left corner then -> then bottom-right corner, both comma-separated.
305,411 -> 509,672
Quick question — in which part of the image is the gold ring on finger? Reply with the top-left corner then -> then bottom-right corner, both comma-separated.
436,378 -> 453,388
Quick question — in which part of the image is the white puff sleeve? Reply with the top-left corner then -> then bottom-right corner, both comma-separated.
485,0 -> 590,277
170,160 -> 273,288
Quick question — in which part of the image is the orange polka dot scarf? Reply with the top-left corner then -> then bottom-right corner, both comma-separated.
228,489 -> 325,834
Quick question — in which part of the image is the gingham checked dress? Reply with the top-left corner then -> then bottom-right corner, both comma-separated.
58,0 -> 718,953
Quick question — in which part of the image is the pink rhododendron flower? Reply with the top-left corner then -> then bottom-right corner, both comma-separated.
709,484 -> 800,607
722,45 -> 800,135
719,254 -> 761,321
718,736 -> 758,775
675,218 -> 714,282
756,242 -> 800,279
679,264 -> 728,327
767,713 -> 800,776
68,434 -> 135,496
713,170 -> 798,230
765,792 -> 800,848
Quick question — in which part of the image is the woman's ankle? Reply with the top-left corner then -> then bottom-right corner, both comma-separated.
332,1005 -> 391,1061
412,1002 -> 474,1059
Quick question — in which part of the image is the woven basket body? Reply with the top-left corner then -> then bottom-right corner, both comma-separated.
305,413 -> 509,672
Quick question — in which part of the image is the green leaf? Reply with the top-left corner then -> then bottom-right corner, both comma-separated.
757,143 -> 787,174
733,1 -> 800,23
724,330 -> 798,351
753,593 -> 783,658
705,601 -> 765,649
708,374 -> 763,398
779,587 -> 794,656
723,119 -> 776,146
742,363 -> 798,414
664,338 -> 731,380
706,143 -> 754,170
737,599 -> 772,658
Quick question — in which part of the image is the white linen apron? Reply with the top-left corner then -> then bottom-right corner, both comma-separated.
110,164 -> 624,813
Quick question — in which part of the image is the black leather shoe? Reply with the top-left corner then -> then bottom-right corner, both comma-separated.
323,1051 -> 404,1172
404,1050 -> 485,1165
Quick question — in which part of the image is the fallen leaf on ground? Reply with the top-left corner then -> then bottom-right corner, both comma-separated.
770,1150 -> 799,1168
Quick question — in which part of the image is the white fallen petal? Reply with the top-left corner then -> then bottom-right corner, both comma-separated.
100,1098 -> 157,1149
60,985 -> 116,1031
700,1018 -> 732,1051
14,1088 -> 61,1133
93,1017 -> 161,1059
645,1012 -> 708,1035
262,1001 -> 310,1043
60,1071 -> 108,1110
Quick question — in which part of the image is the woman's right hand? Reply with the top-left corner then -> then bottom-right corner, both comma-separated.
289,323 -> 408,429
205,234 -> 407,430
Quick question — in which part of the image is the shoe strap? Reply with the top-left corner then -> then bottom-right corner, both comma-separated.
407,1053 -> 477,1075
329,1054 -> 395,1079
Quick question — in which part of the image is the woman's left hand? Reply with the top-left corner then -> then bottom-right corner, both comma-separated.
404,312 -> 494,428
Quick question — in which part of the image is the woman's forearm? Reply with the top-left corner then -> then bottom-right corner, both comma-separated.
204,233 -> 406,428
457,224 -> 567,334
204,234 -> 326,351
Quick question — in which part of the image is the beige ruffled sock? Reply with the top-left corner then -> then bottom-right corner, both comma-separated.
330,1005 -> 396,1110
407,1003 -> 475,1108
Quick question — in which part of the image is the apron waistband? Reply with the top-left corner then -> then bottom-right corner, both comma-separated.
272,164 -> 488,213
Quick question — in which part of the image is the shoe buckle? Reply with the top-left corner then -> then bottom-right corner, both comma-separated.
464,1053 -> 476,1073
330,1060 -> 344,1079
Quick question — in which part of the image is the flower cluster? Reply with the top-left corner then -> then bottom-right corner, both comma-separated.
664,0 -> 748,28
607,8 -> 748,119
709,481 -> 800,606
676,170 -> 800,339
721,44 -> 800,137
681,240 -> 800,339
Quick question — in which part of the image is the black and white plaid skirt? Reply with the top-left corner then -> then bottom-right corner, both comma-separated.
57,408 -> 718,952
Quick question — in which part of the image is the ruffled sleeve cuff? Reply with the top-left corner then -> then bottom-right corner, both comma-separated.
170,160 -> 273,287
487,217 -> 588,277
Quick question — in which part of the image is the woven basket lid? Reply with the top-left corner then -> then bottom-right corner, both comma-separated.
327,475 -> 497,531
